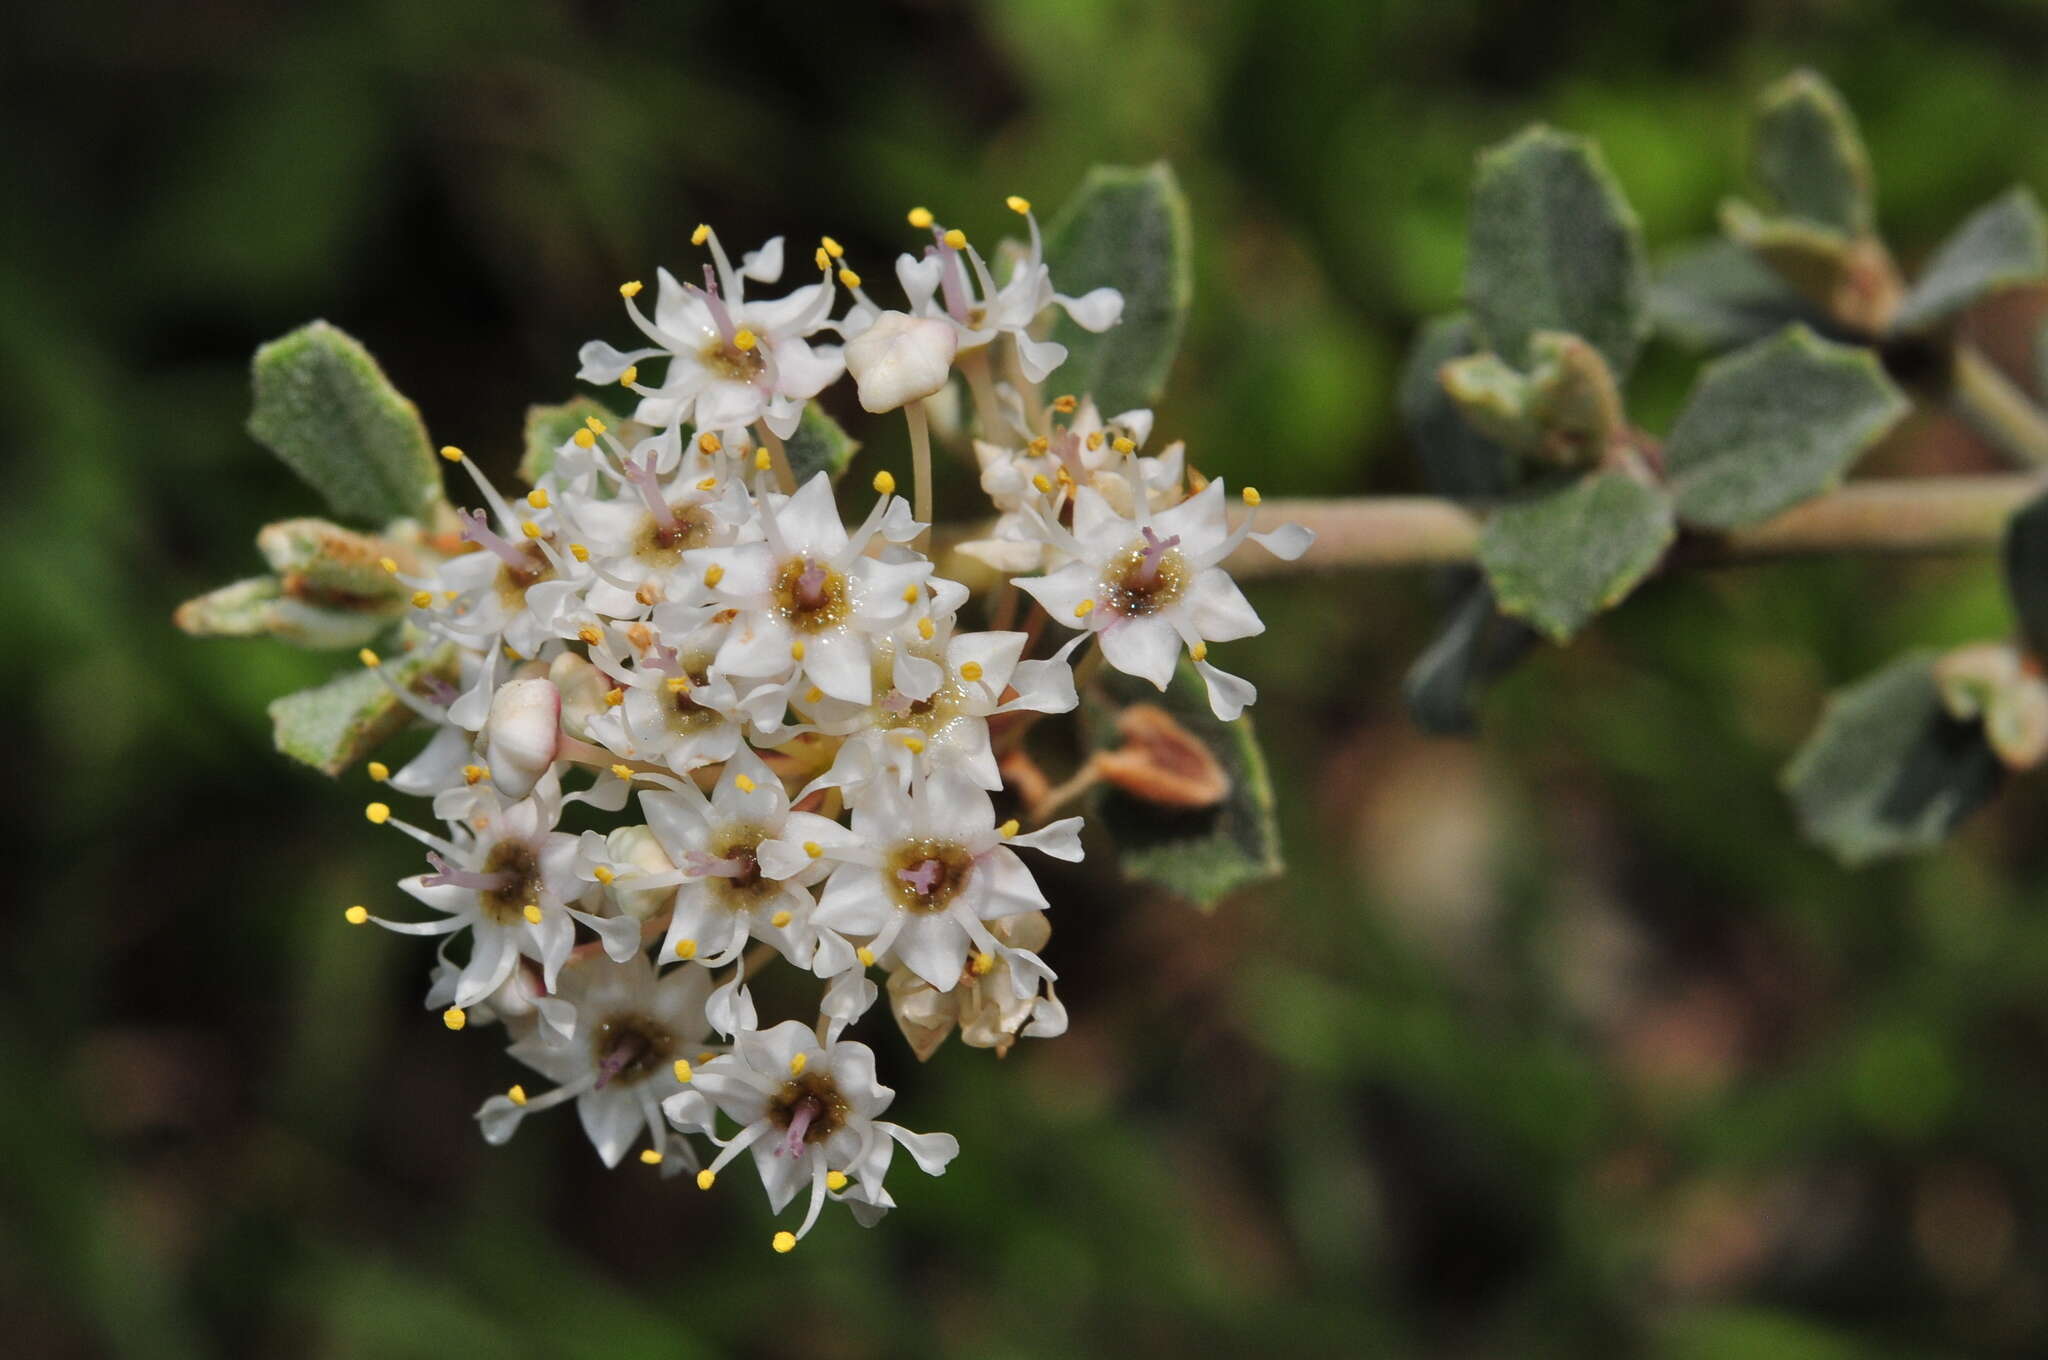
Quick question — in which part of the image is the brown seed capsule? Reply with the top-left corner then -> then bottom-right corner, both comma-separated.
1094,704 -> 1230,809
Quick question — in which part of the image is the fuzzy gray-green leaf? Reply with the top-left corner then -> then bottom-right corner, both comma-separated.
1044,162 -> 1193,415
269,646 -> 459,776
782,402 -> 861,486
1466,126 -> 1649,378
247,321 -> 443,524
1399,314 -> 1515,497
1893,187 -> 2048,334
520,397 -> 620,486
1651,238 -> 1814,350
2003,486 -> 2048,659
1783,652 -> 2003,866
174,574 -> 399,650
1477,472 -> 1673,642
1665,325 -> 1906,530
1082,663 -> 1281,910
1750,70 -> 1874,237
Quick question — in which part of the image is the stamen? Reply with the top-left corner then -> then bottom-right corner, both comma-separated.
459,509 -> 538,573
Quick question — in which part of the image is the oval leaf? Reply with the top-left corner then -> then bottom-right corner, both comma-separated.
1651,238 -> 1814,351
782,401 -> 861,486
1750,70 -> 1874,237
1477,471 -> 1674,642
1403,575 -> 1542,735
1783,652 -> 2003,866
1466,126 -> 1649,379
1893,187 -> 2048,335
269,646 -> 458,776
1399,314 -> 1516,497
1665,325 -> 1906,530
247,321 -> 443,525
1043,162 -> 1193,415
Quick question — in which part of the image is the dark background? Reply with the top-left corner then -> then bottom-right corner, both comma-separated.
9,2 -> 2048,1355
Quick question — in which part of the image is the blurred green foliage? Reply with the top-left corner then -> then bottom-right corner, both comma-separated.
10,1 -> 2048,1355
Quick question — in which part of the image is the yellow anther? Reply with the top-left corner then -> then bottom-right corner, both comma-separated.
907,206 -> 934,229
367,761 -> 390,782
857,946 -> 876,968
734,774 -> 757,793
604,687 -> 625,707
610,763 -> 634,780
703,563 -> 725,588
826,1170 -> 849,1191
443,590 -> 459,601
942,228 -> 966,250
504,644 -> 524,660
620,366 -> 638,387
1086,431 -> 1104,451
901,735 -> 926,754
838,267 -> 862,289
527,487 -> 551,508
578,625 -> 603,645
1112,435 -> 1136,454
1032,473 -> 1054,495
903,585 -> 920,603
697,1051 -> 714,1065
585,416 -> 607,434
520,520 -> 544,540
815,246 -> 830,271
439,444 -> 465,462
673,1059 -> 693,1083
803,841 -> 822,859
365,802 -> 391,825
1189,640 -> 1208,662
772,1231 -> 797,1254
523,903 -> 543,925
696,1169 -> 716,1190
789,1052 -> 807,1075
1006,195 -> 1032,215
570,543 -> 590,562
442,1006 -> 467,1032
359,647 -> 381,668
674,938 -> 697,960
666,675 -> 693,693
508,1085 -> 528,1106
960,661 -> 984,682
379,556 -> 400,574
619,280 -> 644,298
916,617 -> 935,641
969,951 -> 995,977
804,687 -> 823,704
734,328 -> 757,352
594,865 -> 616,884
1074,599 -> 1095,619
998,818 -> 1019,839
822,235 -> 845,258
771,910 -> 793,928
754,448 -> 773,471
698,432 -> 723,453
344,905 -> 369,925
1242,486 -> 1262,506
1028,436 -> 1050,455
411,590 -> 433,608
1052,394 -> 1077,413
691,223 -> 711,245
463,764 -> 487,785
697,476 -> 719,491
873,469 -> 897,496
572,427 -> 596,449
790,640 -> 806,660
639,1148 -> 664,1166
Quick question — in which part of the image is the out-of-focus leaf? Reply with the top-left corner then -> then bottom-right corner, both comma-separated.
256,517 -> 413,600
782,401 -> 861,485
269,646 -> 458,776
1441,330 -> 1621,467
2003,485 -> 2048,657
1782,652 -> 2003,866
1665,325 -> 1907,529
173,575 -> 399,650
1398,313 -> 1514,497
1082,662 -> 1280,910
1477,472 -> 1673,642
1660,1306 -> 1865,1360
1651,238 -> 1813,350
175,577 -> 289,638
1718,199 -> 1857,309
247,321 -> 443,525
1466,126 -> 1648,378
1893,187 -> 2048,334
1750,70 -> 1874,237
1043,162 -> 1193,415
1403,575 -> 1542,735
519,397 -> 619,486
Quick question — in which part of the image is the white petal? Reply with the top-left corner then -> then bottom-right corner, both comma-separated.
1056,286 -> 1124,332
885,1123 -> 961,1175
578,1089 -> 643,1167
1194,659 -> 1257,720
740,235 -> 785,283
1007,816 -> 1084,862
1098,615 -> 1180,690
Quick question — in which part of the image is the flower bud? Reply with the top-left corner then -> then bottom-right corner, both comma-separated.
843,310 -> 957,413
484,677 -> 561,798
603,824 -> 676,921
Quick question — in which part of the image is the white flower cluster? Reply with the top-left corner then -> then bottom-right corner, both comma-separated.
347,201 -> 1310,1252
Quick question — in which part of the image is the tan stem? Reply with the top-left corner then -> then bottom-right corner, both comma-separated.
1029,758 -> 1104,824
907,402 -> 934,553
1951,344 -> 2048,470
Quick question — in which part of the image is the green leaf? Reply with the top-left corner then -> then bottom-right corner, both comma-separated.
1403,576 -> 1541,735
1441,330 -> 1623,468
1750,70 -> 1874,237
1651,238 -> 1814,351
1466,126 -> 1649,378
173,575 -> 398,650
519,397 -> 619,486
1081,662 -> 1281,909
1043,162 -> 1193,415
2003,486 -> 2048,657
1782,652 -> 2003,866
247,321 -> 444,525
1398,314 -> 1515,497
1665,325 -> 1907,530
1717,199 -> 1858,309
1893,187 -> 2048,334
1477,472 -> 1674,642
256,517 -> 411,601
782,401 -> 861,485
269,646 -> 459,775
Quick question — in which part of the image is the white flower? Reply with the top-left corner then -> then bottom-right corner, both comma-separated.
663,1020 -> 959,1249
560,432 -> 750,618
842,310 -> 958,413
811,767 -> 1082,991
475,951 -> 712,1172
887,909 -> 1064,1059
1013,478 -> 1312,720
